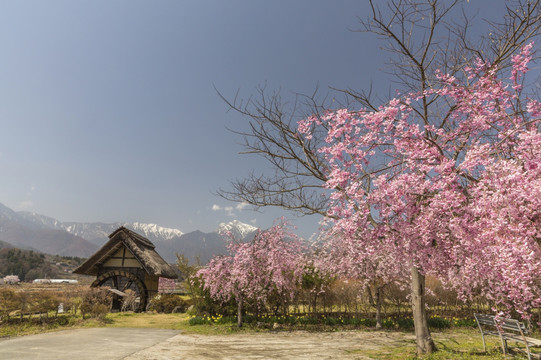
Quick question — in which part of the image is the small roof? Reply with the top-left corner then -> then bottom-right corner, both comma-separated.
73,226 -> 177,279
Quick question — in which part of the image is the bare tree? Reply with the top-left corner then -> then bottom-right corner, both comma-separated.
217,86 -> 332,218
218,0 -> 541,355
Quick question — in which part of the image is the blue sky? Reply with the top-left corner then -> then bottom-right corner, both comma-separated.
0,1 -> 516,238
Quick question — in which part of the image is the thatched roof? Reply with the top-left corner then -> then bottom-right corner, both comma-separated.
73,226 -> 177,279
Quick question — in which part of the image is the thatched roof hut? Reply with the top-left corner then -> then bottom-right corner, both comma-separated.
74,226 -> 177,311
74,226 -> 177,278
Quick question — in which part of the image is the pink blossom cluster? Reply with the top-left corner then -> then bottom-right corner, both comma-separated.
2,275 -> 20,285
313,226 -> 408,288
510,42 -> 534,89
298,43 -> 541,317
197,219 -> 305,308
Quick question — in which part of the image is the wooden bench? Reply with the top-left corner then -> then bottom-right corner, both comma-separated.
474,313 -> 541,360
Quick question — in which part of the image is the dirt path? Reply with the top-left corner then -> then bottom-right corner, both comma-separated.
0,328 -> 416,359
0,328 -> 180,360
125,330 -> 415,360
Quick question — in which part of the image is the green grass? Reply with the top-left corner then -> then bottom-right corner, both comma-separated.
0,312 -> 250,338
0,314 -> 79,338
104,312 -> 253,335
105,312 -> 186,330
359,328 -> 523,359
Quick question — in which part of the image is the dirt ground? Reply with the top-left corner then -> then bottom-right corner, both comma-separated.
0,328 -> 417,359
125,330 -> 416,360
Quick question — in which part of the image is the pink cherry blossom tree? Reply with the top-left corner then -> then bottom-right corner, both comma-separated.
3,275 -> 20,285
217,1 -> 541,354
198,219 -> 305,327
298,43 -> 541,354
315,228 -> 409,328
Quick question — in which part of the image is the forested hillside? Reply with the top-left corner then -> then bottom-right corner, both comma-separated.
0,247 -> 86,281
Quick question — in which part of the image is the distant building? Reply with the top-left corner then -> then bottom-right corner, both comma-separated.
32,279 -> 78,284
158,277 -> 176,294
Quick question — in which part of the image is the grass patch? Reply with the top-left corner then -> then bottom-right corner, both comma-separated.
360,328 -> 511,359
103,312 -> 248,335
104,312 -> 186,330
183,314 -> 471,332
0,315 -> 80,338
0,312 -> 255,338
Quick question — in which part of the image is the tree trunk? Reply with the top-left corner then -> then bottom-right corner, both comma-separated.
237,295 -> 243,328
375,287 -> 382,329
411,266 -> 436,355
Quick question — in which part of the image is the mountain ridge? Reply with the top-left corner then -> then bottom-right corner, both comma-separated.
2,203 -> 257,263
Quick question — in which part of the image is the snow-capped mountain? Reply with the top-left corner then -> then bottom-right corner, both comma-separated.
4,204 -> 258,263
16,213 -> 184,246
129,222 -> 183,241
217,220 -> 258,239
17,211 -> 63,230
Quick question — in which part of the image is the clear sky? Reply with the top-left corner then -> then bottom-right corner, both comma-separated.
0,1 -> 513,238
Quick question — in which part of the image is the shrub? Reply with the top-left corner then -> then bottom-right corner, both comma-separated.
149,294 -> 188,313
393,317 -> 415,329
0,288 -> 18,320
451,317 -> 476,328
80,287 -> 112,319
90,303 -> 110,320
428,316 -> 451,329
31,290 -> 61,318
188,314 -> 235,325
188,315 -> 210,325
188,274 -> 244,317
297,316 -> 320,325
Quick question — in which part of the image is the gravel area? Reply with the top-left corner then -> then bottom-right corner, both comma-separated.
125,330 -> 415,360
